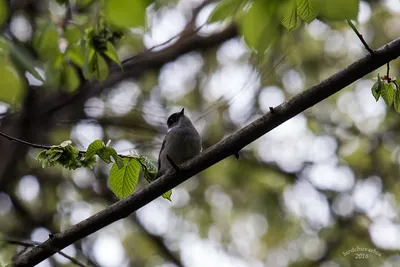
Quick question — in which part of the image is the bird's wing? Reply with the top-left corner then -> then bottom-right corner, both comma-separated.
157,132 -> 169,171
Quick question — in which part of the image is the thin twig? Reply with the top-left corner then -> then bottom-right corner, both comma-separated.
0,131 -> 53,150
147,22 -> 207,52
347,20 -> 374,55
0,130 -> 137,160
387,62 -> 390,80
5,239 -> 87,267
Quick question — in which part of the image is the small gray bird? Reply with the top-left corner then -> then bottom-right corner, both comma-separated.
156,108 -> 201,178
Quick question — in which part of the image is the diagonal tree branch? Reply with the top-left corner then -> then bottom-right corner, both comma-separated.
12,36 -> 400,267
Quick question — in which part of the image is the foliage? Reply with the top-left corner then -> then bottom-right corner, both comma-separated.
36,140 -> 171,200
208,0 -> 359,54
371,74 -> 400,112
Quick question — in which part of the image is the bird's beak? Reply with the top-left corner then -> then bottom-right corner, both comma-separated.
180,108 -> 185,115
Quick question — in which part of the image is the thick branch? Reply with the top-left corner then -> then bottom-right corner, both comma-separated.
13,37 -> 400,266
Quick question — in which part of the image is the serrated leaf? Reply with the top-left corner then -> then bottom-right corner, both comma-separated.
281,1 -> 298,30
207,0 -> 241,24
85,140 -> 104,160
381,83 -> 396,106
239,0 -> 279,54
395,90 -> 400,113
162,190 -> 172,201
296,0 -> 318,23
104,42 -> 121,66
109,158 -> 140,199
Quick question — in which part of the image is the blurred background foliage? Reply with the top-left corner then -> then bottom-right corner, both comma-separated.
0,0 -> 400,266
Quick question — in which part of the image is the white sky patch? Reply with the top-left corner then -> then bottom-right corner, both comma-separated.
93,235 -> 126,267
282,69 -> 304,94
284,181 -> 331,227
159,52 -> 204,100
305,163 -> 354,192
69,202 -> 94,225
31,227 -> 51,242
180,233 -> 256,267
71,122 -> 104,149
352,176 -> 382,212
358,1 -> 372,24
306,20 -> 331,41
217,38 -> 249,65
204,64 -> 259,101
385,0 -> 400,13
144,8 -> 187,50
85,97 -> 105,118
17,175 -> 40,201
370,218 -> 400,249
258,86 -> 285,113
107,81 -> 141,115
337,79 -> 386,134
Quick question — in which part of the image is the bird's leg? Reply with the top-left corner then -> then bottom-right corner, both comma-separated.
166,155 -> 180,172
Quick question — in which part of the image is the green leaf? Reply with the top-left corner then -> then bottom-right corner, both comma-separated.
0,59 -> 25,106
109,158 -> 140,199
67,44 -> 86,67
162,190 -> 172,201
93,53 -> 109,81
9,42 -> 44,82
296,0 -> 318,23
36,141 -> 89,170
64,25 -> 82,44
105,0 -> 150,28
60,140 -> 72,147
82,46 -> 96,80
85,140 -> 104,160
33,23 -> 60,61
104,42 -> 121,66
395,89 -> 400,113
207,0 -> 241,24
0,0 -> 8,27
381,83 -> 396,106
97,147 -> 113,163
314,0 -> 358,20
371,75 -> 381,101
239,0 -> 279,54
62,65 -> 80,92
108,148 -> 124,169
84,51 -> 110,81
139,155 -> 157,183
281,0 -> 298,30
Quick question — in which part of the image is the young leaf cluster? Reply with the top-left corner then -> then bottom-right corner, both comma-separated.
36,140 -> 96,170
36,140 -> 172,201
371,74 -> 400,112
208,0 -> 359,54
